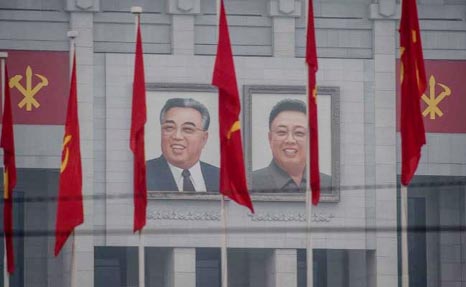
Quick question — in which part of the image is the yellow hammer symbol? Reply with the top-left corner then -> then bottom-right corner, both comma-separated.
3,170 -> 8,199
227,121 -> 240,140
412,30 -> 417,43
60,135 -> 72,173
421,75 -> 451,120
400,47 -> 406,84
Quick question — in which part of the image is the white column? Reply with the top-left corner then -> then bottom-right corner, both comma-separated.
69,6 -> 96,287
167,0 -> 200,55
272,249 -> 297,287
370,5 -> 399,287
171,248 -> 196,287
269,0 -> 301,57
172,15 -> 195,55
272,17 -> 296,57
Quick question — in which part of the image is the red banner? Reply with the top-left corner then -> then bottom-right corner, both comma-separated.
55,52 -> 83,256
2,64 -> 17,274
1,50 -> 69,125
397,60 -> 466,133
306,0 -> 321,205
130,18 -> 147,233
212,0 -> 254,213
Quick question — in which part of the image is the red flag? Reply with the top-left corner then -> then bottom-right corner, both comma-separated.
130,17 -> 147,232
399,0 -> 426,186
306,0 -> 320,205
55,52 -> 83,256
212,0 -> 254,213
2,63 -> 17,273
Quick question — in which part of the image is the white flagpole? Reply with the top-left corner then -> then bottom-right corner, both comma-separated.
138,231 -> 145,287
305,1 -> 314,285
305,94 -> 314,287
70,232 -> 77,287
401,185 -> 409,287
130,7 -> 146,287
221,196 -> 228,287
1,51 -> 10,287
66,30 -> 78,287
306,191 -> 313,287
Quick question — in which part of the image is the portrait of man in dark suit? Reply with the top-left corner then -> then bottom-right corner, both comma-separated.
146,98 -> 219,192
251,99 -> 331,193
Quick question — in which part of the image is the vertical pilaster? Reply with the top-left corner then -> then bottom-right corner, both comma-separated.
370,3 -> 398,286
167,0 -> 200,55
67,0 -> 97,285
271,249 -> 297,287
268,0 -> 301,57
171,248 -> 196,287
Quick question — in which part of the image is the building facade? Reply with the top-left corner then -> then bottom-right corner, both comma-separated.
1,0 -> 466,286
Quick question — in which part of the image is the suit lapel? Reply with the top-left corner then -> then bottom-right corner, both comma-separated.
159,156 -> 179,191
200,162 -> 211,191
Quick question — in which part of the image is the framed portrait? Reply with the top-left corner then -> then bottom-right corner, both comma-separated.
243,85 -> 340,202
145,83 -> 220,194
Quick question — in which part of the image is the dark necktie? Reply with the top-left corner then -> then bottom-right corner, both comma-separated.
182,169 -> 195,192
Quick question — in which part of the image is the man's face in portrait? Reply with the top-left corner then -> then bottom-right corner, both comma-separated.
268,110 -> 307,174
161,107 -> 208,169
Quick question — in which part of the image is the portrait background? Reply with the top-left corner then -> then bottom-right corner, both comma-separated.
145,84 -> 220,168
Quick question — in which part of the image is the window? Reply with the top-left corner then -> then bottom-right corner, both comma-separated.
94,247 -> 138,287
196,248 -> 221,287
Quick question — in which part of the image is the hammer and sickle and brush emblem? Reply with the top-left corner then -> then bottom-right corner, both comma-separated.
227,121 -> 241,140
60,135 -> 72,173
421,75 -> 451,120
9,66 -> 49,111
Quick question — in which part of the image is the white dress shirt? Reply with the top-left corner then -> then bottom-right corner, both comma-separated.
167,161 -> 207,192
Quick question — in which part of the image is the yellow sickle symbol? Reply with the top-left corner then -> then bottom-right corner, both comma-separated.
60,135 -> 72,173
400,47 -> 406,84
227,121 -> 240,140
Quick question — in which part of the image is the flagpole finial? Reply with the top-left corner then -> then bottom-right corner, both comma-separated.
131,6 -> 143,14
0,52 -> 7,59
67,31 -> 79,39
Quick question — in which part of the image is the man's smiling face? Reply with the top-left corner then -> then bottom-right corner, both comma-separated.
161,107 -> 208,169
268,110 -> 307,174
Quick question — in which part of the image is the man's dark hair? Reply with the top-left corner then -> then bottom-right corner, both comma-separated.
160,98 -> 211,130
269,99 -> 307,129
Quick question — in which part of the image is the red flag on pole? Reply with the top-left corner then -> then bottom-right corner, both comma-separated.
212,0 -> 254,213
306,0 -> 320,205
130,17 -> 147,232
2,63 -> 17,273
399,0 -> 426,186
55,52 -> 83,256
